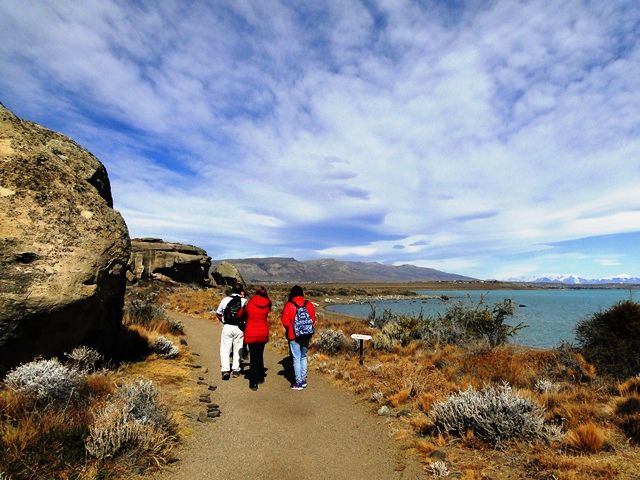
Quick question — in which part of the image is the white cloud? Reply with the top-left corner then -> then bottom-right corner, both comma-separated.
1,0 -> 639,277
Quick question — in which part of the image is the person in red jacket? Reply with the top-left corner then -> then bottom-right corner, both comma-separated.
281,285 -> 316,390
239,286 -> 272,390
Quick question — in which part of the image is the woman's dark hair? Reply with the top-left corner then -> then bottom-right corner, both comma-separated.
254,286 -> 269,298
231,283 -> 244,295
288,285 -> 304,301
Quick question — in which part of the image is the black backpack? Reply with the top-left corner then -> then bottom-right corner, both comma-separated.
223,296 -> 245,329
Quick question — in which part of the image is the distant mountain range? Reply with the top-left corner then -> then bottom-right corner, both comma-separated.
215,257 -> 474,283
525,274 -> 640,285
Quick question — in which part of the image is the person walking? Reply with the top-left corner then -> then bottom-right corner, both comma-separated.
216,283 -> 247,380
281,285 -> 316,390
238,286 -> 271,390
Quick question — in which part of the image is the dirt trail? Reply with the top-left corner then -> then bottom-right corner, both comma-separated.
153,311 -> 423,480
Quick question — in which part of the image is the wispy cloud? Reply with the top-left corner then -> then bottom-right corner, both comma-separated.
1,0 -> 639,279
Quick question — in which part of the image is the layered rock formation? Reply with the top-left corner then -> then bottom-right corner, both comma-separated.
0,103 -> 130,374
211,261 -> 245,287
128,238 -> 211,285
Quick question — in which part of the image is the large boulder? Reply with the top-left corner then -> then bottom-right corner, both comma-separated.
211,261 -> 245,287
128,238 -> 211,285
0,103 -> 130,374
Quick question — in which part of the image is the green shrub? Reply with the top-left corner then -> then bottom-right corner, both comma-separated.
575,300 -> 640,378
436,298 -> 524,348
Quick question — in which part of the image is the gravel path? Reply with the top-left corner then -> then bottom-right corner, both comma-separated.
153,311 -> 423,480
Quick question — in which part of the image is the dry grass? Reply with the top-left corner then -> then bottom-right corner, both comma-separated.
619,376 -> 640,396
616,394 -> 640,416
564,422 -> 606,453
1,375 -> 98,478
617,414 -> 640,443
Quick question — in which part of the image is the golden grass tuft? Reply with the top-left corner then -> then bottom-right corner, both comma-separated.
408,413 -> 433,434
414,438 -> 436,455
388,388 -> 411,408
615,394 -> 640,416
617,413 -> 640,443
417,392 -> 438,413
618,376 -> 640,397
460,469 -> 483,480
85,373 -> 116,397
564,422 -> 606,453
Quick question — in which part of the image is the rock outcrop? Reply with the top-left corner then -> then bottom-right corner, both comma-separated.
0,103 -> 130,374
128,238 -> 211,285
211,261 -> 245,287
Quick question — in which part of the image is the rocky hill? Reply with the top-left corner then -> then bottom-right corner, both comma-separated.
214,257 -> 474,283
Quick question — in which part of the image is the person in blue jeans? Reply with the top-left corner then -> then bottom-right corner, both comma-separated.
281,285 -> 316,390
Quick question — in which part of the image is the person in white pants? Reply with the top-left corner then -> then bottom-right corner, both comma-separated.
216,284 -> 247,380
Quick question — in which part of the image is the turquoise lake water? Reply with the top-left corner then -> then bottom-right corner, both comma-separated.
326,289 -> 637,348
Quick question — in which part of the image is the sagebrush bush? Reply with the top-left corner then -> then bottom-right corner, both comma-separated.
85,401 -> 137,459
152,336 -> 179,359
4,359 -> 84,403
430,383 -> 546,445
534,378 -> 554,393
167,319 -> 185,335
429,460 -> 450,477
119,379 -> 172,429
575,300 -> 640,378
85,379 -> 174,459
314,329 -> 347,353
372,332 -> 393,351
369,315 -> 426,350
64,346 -> 102,371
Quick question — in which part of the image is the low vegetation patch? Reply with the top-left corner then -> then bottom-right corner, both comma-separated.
0,284 -> 194,479
85,379 -> 175,461
314,329 -> 348,353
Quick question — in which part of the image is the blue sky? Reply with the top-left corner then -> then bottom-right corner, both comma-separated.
1,1 -> 640,280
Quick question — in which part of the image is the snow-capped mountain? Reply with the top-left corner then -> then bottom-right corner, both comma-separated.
531,274 -> 640,285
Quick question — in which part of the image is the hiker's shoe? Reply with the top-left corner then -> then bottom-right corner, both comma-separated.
232,371 -> 241,378
250,384 -> 258,391
291,382 -> 303,391
301,380 -> 307,388
221,372 -> 230,381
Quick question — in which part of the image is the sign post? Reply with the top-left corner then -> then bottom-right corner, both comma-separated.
350,334 -> 372,365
